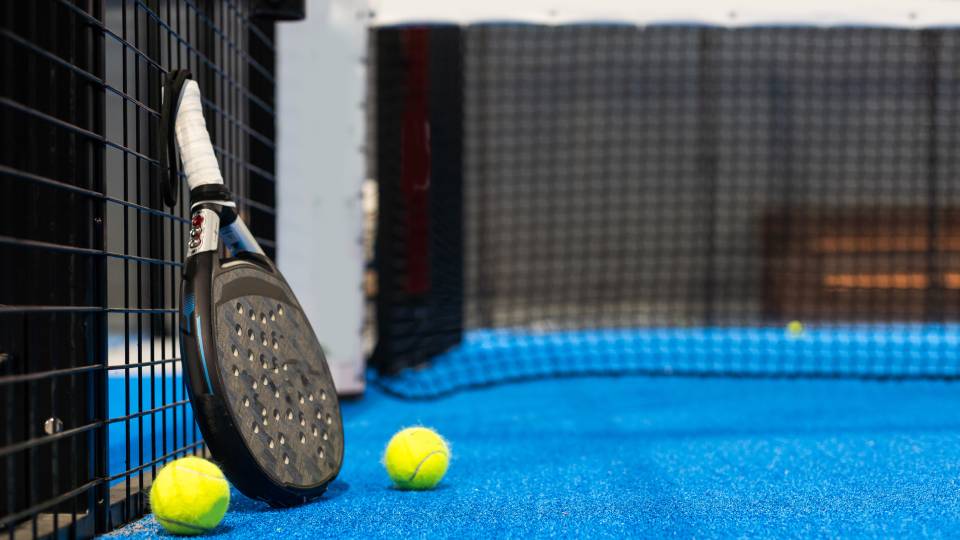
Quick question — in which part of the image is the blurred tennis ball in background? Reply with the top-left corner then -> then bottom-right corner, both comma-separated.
787,320 -> 805,337
150,456 -> 230,535
383,426 -> 450,490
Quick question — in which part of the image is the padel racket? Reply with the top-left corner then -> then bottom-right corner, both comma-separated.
160,69 -> 343,507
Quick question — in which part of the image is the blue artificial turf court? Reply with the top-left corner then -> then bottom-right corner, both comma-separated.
108,326 -> 960,538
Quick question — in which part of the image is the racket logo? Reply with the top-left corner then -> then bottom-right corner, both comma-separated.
187,209 -> 220,257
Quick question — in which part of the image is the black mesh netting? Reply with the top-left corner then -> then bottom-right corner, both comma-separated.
372,25 -> 960,398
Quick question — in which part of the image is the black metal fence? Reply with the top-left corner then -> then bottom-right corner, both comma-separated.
0,1 -> 297,537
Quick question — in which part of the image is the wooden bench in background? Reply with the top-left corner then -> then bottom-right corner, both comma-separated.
763,208 -> 960,323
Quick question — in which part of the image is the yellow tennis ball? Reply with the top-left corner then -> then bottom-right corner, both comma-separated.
150,456 -> 230,535
383,427 -> 450,490
787,320 -> 804,337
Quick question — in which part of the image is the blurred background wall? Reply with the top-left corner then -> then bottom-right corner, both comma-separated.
277,0 -> 367,394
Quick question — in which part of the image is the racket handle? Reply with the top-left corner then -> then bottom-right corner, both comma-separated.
175,80 -> 223,190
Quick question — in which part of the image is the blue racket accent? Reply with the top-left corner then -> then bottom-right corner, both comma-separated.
194,315 -> 213,393
183,292 -> 195,315
182,293 -> 196,333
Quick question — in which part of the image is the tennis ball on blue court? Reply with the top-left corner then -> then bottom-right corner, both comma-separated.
383,426 -> 450,490
150,456 -> 230,535
787,320 -> 805,337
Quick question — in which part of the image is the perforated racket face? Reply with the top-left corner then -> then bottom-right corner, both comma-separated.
211,263 -> 343,489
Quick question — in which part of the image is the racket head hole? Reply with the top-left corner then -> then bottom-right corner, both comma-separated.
248,350 -> 254,362
279,435 -> 286,445
268,439 -> 274,449
322,431 -> 328,441
243,397 -> 249,407
283,454 -> 290,465
299,433 -> 306,444
248,329 -> 254,341
231,346 -> 238,357
249,311 -> 255,321
274,409 -> 280,421
235,325 -> 242,336
233,366 -> 240,377
261,313 -> 267,324
286,409 -> 293,421
320,391 -> 327,401
252,423 -> 259,434
317,447 -> 324,459
269,311 -> 275,321
236,303 -> 243,314
277,304 -> 284,316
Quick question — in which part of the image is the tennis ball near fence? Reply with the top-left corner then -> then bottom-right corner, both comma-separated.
150,456 -> 230,535
383,426 -> 450,490
787,320 -> 805,337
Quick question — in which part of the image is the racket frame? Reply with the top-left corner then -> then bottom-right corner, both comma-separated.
164,70 -> 343,507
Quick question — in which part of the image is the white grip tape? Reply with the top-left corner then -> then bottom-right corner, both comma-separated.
174,80 -> 223,190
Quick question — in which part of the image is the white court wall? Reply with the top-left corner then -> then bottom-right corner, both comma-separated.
277,0 -> 368,395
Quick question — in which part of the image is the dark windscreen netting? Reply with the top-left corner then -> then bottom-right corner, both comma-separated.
372,25 -> 960,397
